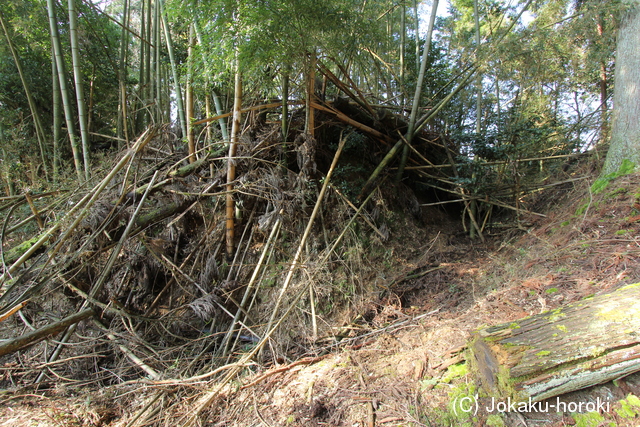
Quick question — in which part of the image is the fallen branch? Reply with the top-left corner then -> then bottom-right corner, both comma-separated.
0,308 -> 94,358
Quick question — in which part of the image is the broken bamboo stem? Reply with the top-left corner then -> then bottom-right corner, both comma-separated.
0,308 -> 94,358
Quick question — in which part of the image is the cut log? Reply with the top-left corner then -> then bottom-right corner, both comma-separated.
468,283 -> 640,402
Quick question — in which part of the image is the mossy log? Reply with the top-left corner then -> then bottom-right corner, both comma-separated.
469,283 -> 640,402
2,233 -> 49,265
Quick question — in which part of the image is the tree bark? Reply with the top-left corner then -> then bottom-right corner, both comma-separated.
601,0 -> 640,175
186,24 -> 196,163
468,283 -> 640,403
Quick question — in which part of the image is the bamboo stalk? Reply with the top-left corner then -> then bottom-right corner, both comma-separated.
0,128 -> 155,293
226,56 -> 242,259
220,216 -> 282,358
184,187 -> 379,425
192,101 -> 305,126
264,134 -> 348,339
0,309 -> 94,358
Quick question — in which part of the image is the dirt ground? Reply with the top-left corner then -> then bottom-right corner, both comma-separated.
2,161 -> 640,426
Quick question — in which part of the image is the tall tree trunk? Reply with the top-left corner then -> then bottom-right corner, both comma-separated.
469,0 -> 483,239
597,19 -> 608,143
160,0 -> 187,140
0,10 -> 49,180
136,0 -> 147,133
305,51 -> 317,137
226,58 -> 242,259
69,0 -> 90,181
46,0 -> 84,182
145,0 -> 153,120
282,65 -> 290,143
395,0 -> 439,183
212,89 -> 229,142
473,0 -> 482,134
400,3 -> 406,108
117,0 -> 130,144
154,0 -> 162,123
51,46 -> 61,180
601,0 -> 640,175
204,88 -> 213,146
413,0 -> 420,73
186,24 -> 195,163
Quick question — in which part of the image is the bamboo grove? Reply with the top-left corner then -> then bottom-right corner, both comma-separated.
0,0 -> 617,181
0,0 -> 629,422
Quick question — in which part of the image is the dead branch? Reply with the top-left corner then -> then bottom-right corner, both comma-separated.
0,308 -> 94,358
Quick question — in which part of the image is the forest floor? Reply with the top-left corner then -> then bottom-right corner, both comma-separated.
2,151 -> 640,426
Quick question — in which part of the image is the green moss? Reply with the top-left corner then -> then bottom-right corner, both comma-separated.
619,282 -> 640,291
546,308 -> 566,322
555,325 -> 568,333
572,412 -> 605,427
615,229 -> 631,235
592,159 -> 636,194
442,362 -> 468,383
535,350 -> 551,357
509,323 -> 521,329
545,287 -> 559,294
485,414 -> 505,426
616,394 -> 640,419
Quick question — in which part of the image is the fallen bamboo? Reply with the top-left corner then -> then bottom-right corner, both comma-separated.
264,133 -> 348,336
184,185 -> 381,425
0,308 -> 94,358
0,127 -> 156,287
192,100 -> 305,126
311,101 -> 394,143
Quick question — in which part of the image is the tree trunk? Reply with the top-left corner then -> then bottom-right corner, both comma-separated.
282,65 -> 290,143
400,3 -> 406,108
212,89 -> 229,142
117,0 -> 129,143
601,0 -> 640,175
161,0 -> 187,140
135,0 -> 147,133
597,19 -> 608,144
413,0 -> 420,73
46,0 -> 84,181
186,24 -> 195,163
52,46 -> 61,179
305,51 -> 317,137
0,10 -> 49,181
468,283 -> 640,403
226,58 -> 242,259
395,0 -> 439,183
69,0 -> 91,181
